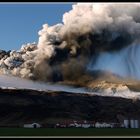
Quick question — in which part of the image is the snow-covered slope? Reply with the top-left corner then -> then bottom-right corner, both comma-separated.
90,86 -> 140,99
0,74 -> 89,93
0,74 -> 140,99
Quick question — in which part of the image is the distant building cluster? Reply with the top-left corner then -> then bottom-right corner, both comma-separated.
54,120 -> 122,128
23,119 -> 139,129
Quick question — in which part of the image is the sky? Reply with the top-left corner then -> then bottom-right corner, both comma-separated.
0,3 -> 73,51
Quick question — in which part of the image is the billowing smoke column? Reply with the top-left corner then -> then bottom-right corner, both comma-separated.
1,3 -> 140,82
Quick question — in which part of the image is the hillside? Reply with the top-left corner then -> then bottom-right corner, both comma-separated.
0,88 -> 139,127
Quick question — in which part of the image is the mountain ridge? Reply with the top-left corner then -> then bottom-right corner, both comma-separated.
0,88 -> 139,127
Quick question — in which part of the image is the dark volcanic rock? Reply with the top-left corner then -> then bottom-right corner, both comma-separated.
0,88 -> 139,126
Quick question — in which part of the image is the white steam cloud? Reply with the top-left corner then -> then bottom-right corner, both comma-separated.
1,3 -> 140,81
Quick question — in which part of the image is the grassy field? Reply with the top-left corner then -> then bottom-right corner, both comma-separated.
0,128 -> 140,136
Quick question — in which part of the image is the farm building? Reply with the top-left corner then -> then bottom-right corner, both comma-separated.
23,123 -> 41,128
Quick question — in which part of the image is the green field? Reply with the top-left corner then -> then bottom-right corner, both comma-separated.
0,128 -> 140,136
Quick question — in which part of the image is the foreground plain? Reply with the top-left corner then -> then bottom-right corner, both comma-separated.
0,128 -> 140,136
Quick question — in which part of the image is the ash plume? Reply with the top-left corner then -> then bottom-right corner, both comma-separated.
1,3 -> 140,81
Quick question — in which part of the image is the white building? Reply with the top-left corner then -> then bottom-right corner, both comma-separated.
135,120 -> 139,128
81,124 -> 90,128
123,119 -> 139,128
123,120 -> 129,128
95,122 -> 113,128
23,123 -> 41,128
130,120 -> 135,128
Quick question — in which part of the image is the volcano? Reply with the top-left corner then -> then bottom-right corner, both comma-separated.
0,3 -> 140,126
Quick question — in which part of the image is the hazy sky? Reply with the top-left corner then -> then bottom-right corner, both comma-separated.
0,3 -> 73,51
